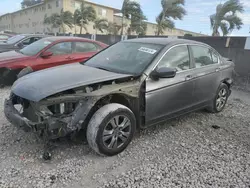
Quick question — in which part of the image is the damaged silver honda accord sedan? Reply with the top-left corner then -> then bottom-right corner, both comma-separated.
4,38 -> 234,157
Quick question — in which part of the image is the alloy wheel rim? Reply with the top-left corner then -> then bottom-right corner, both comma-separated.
216,88 -> 227,111
102,115 -> 131,149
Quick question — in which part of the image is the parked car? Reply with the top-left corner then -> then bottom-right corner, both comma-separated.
0,34 -> 48,53
0,33 -> 15,43
4,38 -> 234,157
0,36 -> 108,85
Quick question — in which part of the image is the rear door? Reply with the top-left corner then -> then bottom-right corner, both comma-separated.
189,45 -> 221,106
32,41 -> 75,71
146,45 -> 196,125
72,41 -> 100,63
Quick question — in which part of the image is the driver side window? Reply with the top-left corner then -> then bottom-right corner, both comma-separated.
21,37 -> 41,46
157,45 -> 190,72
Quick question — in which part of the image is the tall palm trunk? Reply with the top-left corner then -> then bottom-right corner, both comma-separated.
121,16 -> 124,35
80,26 -> 83,34
157,11 -> 166,36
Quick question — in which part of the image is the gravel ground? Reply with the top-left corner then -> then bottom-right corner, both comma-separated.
0,87 -> 250,188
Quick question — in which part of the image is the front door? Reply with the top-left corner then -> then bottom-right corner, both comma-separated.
33,42 -> 75,71
145,45 -> 196,125
189,45 -> 221,105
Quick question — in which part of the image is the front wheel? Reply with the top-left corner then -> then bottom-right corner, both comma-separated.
207,83 -> 229,113
17,67 -> 33,79
87,103 -> 136,156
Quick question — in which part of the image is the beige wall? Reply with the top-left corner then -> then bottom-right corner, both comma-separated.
0,14 -> 12,31
113,16 -> 204,36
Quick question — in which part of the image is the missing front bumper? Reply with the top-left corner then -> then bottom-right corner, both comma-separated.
4,98 -> 80,139
4,99 -> 43,132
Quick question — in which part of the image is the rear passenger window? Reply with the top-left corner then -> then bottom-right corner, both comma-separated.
157,45 -> 190,72
191,46 -> 215,68
74,42 -> 97,53
46,42 -> 72,55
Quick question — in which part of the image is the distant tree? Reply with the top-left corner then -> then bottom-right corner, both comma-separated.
120,0 -> 147,35
129,5 -> 147,35
107,22 -> 121,35
156,0 -> 186,36
93,18 -> 108,34
43,9 -> 73,33
121,0 -> 143,35
74,1 -> 96,34
210,0 -> 244,36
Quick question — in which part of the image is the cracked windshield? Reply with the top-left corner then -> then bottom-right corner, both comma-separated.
0,0 -> 250,187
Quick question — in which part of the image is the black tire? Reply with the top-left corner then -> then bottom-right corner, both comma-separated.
0,68 -> 19,86
87,103 -> 136,156
207,83 -> 229,113
17,67 -> 33,79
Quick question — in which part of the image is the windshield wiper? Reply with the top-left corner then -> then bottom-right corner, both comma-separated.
15,50 -> 23,54
94,66 -> 111,72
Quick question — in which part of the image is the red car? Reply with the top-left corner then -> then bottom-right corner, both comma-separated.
0,36 -> 108,85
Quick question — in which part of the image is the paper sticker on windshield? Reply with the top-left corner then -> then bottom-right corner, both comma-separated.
138,47 -> 157,54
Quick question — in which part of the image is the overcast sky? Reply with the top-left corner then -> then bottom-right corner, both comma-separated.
1,0 -> 250,36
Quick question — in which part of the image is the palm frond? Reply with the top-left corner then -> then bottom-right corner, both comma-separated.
164,5 -> 187,19
223,14 -> 243,30
210,0 -> 244,36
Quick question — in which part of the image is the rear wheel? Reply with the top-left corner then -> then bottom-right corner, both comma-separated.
0,68 -> 19,86
87,103 -> 136,156
207,83 -> 229,113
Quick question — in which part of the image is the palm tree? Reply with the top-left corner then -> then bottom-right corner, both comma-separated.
210,0 -> 244,36
121,0 -> 141,35
93,18 -> 108,34
107,22 -> 122,35
74,1 -> 96,34
156,0 -> 186,36
43,9 -> 73,33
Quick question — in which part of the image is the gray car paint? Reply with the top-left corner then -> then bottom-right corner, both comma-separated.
144,42 -> 234,124
12,63 -> 133,102
0,34 -> 47,53
5,38 -> 234,140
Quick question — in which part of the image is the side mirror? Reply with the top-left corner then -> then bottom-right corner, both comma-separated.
40,51 -> 53,58
150,67 -> 177,80
17,43 -> 24,48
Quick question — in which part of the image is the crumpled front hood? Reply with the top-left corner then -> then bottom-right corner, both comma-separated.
12,63 -> 133,102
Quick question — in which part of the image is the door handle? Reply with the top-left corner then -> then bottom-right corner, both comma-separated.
215,68 -> 221,72
185,75 -> 192,81
66,56 -> 73,60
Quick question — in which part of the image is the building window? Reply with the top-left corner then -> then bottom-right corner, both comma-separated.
56,0 -> 59,7
48,4 -> 52,9
98,8 -> 107,17
42,6 -> 46,11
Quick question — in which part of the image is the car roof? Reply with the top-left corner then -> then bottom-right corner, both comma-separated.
123,37 -> 207,47
44,36 -> 97,43
19,34 -> 50,37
